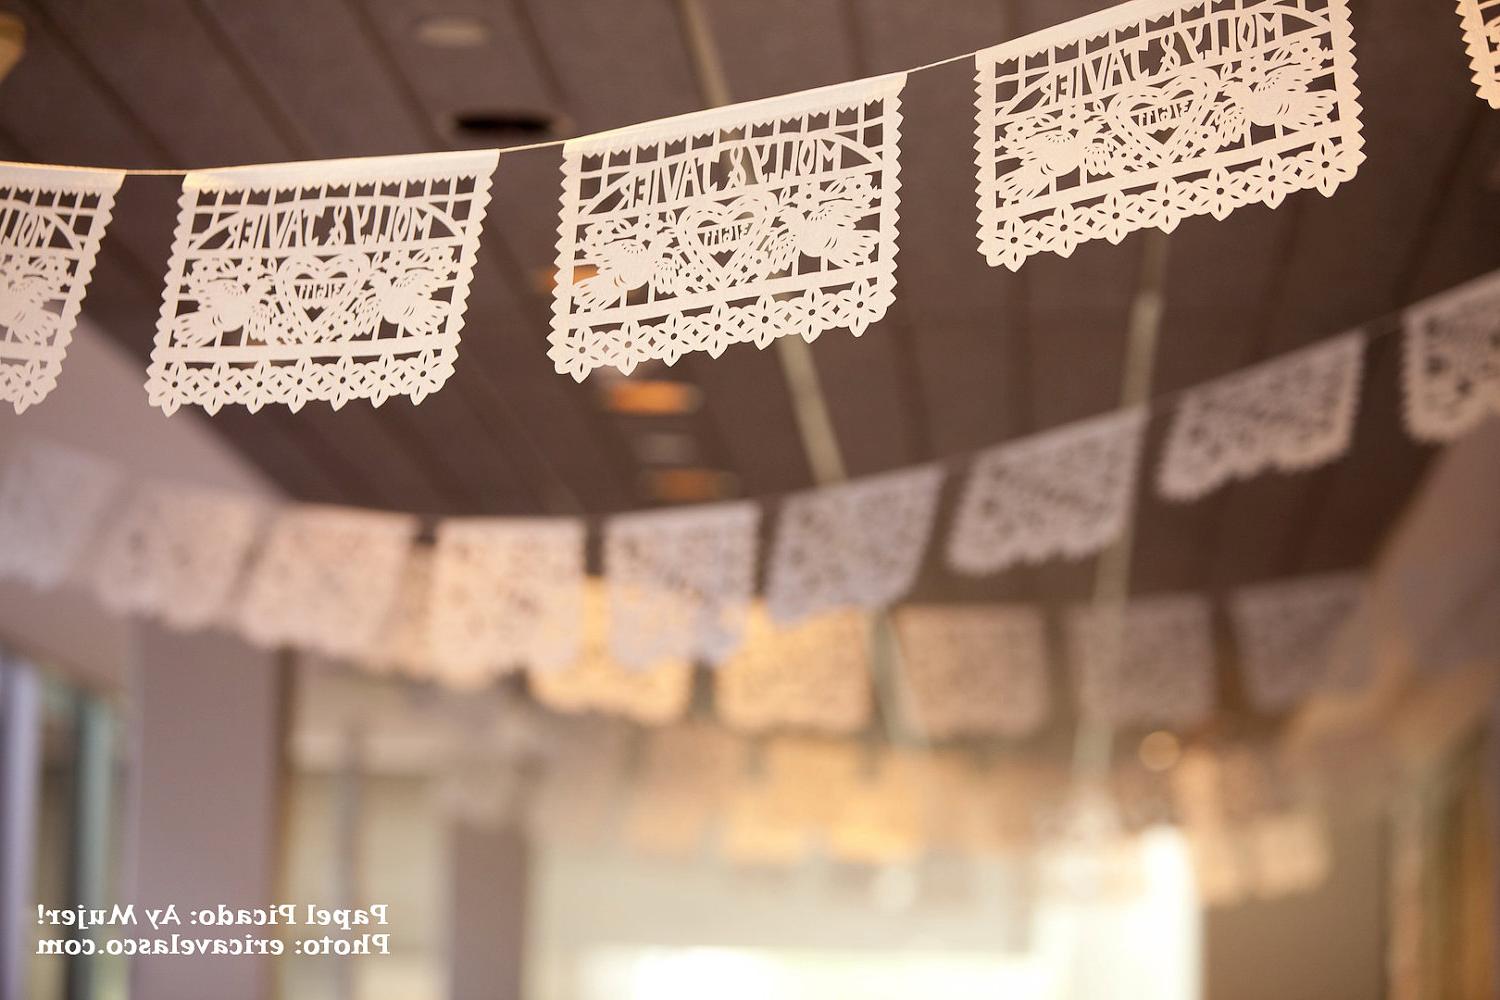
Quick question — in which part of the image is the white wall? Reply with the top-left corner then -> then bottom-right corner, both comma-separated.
0,319 -> 278,692
0,320 -> 288,1000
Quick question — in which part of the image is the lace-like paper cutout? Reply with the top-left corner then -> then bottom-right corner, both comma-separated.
428,518 -> 585,685
827,752 -> 925,865
146,151 -> 498,414
1159,332 -> 1364,500
604,502 -> 759,668
720,779 -> 814,867
358,549 -> 439,681
715,607 -> 873,735
1401,271 -> 1500,441
92,482 -> 264,630
0,441 -> 121,588
1458,0 -> 1500,108
1068,594 -> 1216,728
527,719 -> 630,844
1230,572 -> 1364,712
974,0 -> 1364,271
894,605 -> 1051,739
765,464 -> 942,624
758,738 -> 865,830
623,724 -> 744,857
947,408 -> 1146,574
0,164 -> 125,414
527,586 -> 693,725
237,506 -> 415,659
550,75 -> 906,380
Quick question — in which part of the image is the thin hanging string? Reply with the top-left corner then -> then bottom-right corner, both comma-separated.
486,309 -> 1406,536
29,42 -> 983,178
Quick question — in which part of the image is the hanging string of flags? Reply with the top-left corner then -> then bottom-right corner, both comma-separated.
12,268 -> 1500,732
11,0 -> 1462,414
1,0 -> 1494,418
514,717 -> 1335,896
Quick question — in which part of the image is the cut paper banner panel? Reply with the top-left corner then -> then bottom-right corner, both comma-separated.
826,752 -> 925,865
146,150 -> 498,414
947,408 -> 1145,575
974,0 -> 1364,270
623,725 -> 744,857
1401,271 -> 1500,442
721,779 -> 815,868
527,719 -> 630,846
238,506 -> 415,659
604,501 -> 759,668
527,587 -> 693,725
92,482 -> 264,631
764,464 -> 942,624
1158,332 -> 1363,500
428,518 -> 585,684
1230,572 -> 1364,712
1457,0 -> 1500,108
721,738 -> 866,866
550,75 -> 906,380
715,607 -> 873,735
0,164 -> 125,413
1068,594 -> 1216,728
0,441 -> 120,588
357,550 -> 439,681
894,604 -> 1050,740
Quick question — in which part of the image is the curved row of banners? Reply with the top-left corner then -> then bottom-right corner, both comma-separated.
1,0 -> 1439,415
493,716 -> 1334,901
1,257 -> 1496,730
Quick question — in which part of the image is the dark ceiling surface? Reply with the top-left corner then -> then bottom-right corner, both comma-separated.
0,0 -> 1496,641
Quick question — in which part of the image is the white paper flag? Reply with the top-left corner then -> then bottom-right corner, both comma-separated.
1229,572 -> 1363,712
1159,332 -> 1363,501
92,482 -> 264,630
0,441 -> 121,588
238,506 -> 415,658
527,585 -> 694,725
974,0 -> 1364,270
894,604 -> 1051,739
605,501 -> 759,668
428,517 -> 585,684
146,150 -> 498,414
1069,594 -> 1216,728
715,607 -> 873,735
357,548 -> 439,680
947,408 -> 1145,574
0,164 -> 125,413
765,464 -> 942,624
1458,0 -> 1500,108
623,724 -> 744,857
1401,271 -> 1500,442
550,75 -> 906,380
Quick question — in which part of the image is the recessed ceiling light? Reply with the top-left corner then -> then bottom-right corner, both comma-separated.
413,14 -> 491,49
642,468 -> 737,503
602,380 -> 703,416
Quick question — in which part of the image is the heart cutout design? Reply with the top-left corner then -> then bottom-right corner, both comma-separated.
677,193 -> 777,288
272,251 -> 370,343
1103,65 -> 1221,168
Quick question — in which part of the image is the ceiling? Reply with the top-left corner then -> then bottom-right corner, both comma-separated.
0,0 -> 1496,728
